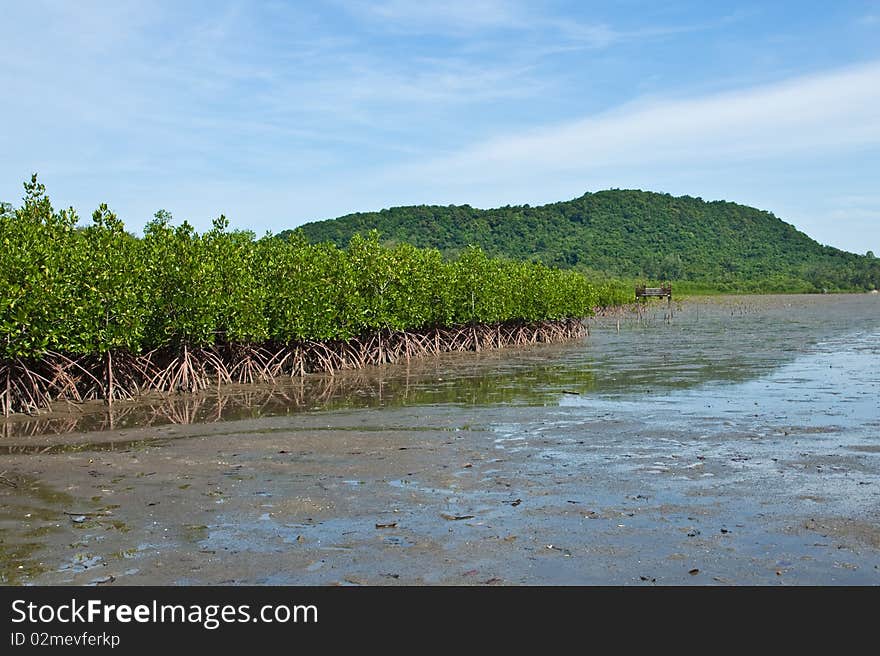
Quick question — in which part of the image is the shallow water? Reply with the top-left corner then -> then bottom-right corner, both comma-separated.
1,294 -> 878,585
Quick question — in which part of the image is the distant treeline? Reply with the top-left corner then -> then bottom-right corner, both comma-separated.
1,176 -> 623,415
290,189 -> 880,293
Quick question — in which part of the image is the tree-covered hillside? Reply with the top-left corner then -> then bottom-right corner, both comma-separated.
287,190 -> 880,292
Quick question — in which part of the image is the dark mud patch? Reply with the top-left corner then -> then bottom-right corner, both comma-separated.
797,517 -> 880,550
0,472 -> 76,584
848,445 -> 880,454
0,437 -> 173,456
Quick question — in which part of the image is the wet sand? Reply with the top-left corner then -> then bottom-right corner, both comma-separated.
1,294 -> 879,585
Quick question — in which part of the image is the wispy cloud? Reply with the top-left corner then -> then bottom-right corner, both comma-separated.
337,0 -> 624,52
337,0 -> 529,33
338,0 -> 743,53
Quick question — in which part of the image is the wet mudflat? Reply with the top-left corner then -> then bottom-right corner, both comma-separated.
1,294 -> 878,585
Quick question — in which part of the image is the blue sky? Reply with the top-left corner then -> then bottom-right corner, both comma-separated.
1,1 -> 879,253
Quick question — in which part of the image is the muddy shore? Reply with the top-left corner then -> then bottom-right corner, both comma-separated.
1,294 -> 878,585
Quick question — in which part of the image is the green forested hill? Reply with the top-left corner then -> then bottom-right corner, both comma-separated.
285,190 -> 880,292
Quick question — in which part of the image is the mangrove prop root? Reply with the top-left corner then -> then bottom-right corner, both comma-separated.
0,319 -> 587,416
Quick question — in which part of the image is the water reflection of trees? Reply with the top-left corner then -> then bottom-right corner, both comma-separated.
0,358 -> 598,440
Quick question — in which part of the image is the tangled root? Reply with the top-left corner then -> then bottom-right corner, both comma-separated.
0,319 -> 587,417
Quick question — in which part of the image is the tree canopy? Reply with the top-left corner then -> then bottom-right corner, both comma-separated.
287,190 -> 880,292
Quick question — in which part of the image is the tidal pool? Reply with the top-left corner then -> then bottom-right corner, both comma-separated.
1,294 -> 878,585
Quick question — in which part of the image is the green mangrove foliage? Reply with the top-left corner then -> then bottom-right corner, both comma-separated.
0,176 -> 602,414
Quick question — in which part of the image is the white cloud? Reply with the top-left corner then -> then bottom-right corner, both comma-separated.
388,60 -> 880,189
